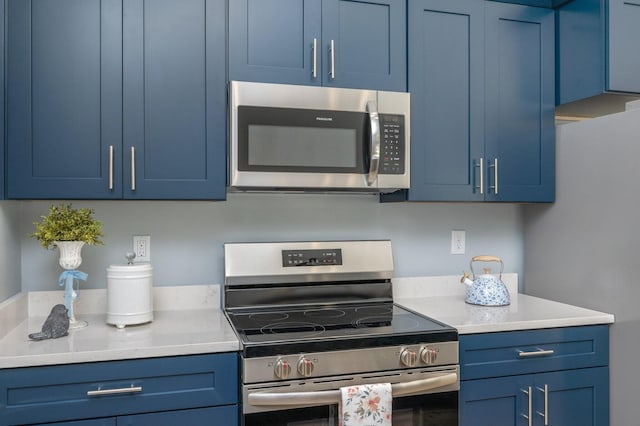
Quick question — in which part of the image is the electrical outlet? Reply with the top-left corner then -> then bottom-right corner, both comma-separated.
451,230 -> 465,255
133,235 -> 151,262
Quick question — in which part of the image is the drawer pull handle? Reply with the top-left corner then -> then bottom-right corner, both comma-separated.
518,349 -> 555,358
87,385 -> 142,397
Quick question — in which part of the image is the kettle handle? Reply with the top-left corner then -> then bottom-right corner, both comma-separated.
470,255 -> 504,279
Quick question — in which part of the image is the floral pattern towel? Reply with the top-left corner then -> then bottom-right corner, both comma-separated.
339,383 -> 392,426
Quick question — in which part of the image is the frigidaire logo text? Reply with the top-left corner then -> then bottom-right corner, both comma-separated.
315,117 -> 333,122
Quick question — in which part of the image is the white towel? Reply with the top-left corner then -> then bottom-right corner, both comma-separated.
339,383 -> 392,426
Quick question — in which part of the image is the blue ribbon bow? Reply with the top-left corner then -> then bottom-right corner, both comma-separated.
58,270 -> 88,317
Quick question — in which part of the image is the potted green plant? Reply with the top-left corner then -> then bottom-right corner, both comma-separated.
31,203 -> 104,269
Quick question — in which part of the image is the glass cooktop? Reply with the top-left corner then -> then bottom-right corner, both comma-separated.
226,303 -> 458,357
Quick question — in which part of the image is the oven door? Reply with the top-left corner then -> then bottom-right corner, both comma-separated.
243,367 -> 459,426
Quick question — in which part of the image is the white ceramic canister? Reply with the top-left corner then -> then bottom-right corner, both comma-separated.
106,263 -> 153,329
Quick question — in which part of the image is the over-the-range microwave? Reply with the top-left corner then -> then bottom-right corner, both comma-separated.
228,80 -> 410,192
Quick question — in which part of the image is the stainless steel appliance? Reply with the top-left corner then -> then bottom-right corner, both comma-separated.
224,240 -> 459,425
228,81 -> 410,192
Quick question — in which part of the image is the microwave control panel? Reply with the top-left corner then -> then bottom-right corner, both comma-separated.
379,114 -> 405,174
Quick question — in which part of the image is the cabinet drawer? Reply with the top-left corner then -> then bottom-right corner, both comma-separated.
459,325 -> 609,380
0,353 -> 238,425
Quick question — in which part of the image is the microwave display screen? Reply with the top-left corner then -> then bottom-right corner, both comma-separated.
248,125 -> 357,168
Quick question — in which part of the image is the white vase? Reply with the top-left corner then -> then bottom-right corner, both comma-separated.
54,241 -> 88,329
54,241 -> 85,270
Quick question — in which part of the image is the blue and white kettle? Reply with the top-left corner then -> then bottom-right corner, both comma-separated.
461,256 -> 510,306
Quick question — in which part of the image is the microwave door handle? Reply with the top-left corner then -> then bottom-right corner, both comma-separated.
366,101 -> 381,186
248,372 -> 458,407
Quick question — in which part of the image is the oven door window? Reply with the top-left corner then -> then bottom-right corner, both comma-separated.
243,391 -> 458,426
237,106 -> 368,173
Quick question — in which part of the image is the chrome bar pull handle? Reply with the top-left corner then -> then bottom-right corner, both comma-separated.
108,145 -> 114,190
521,386 -> 532,426
537,384 -> 549,425
311,38 -> 318,79
329,39 -> 335,80
366,101 -> 380,186
130,146 -> 136,191
488,158 -> 498,194
88,385 -> 142,397
475,158 -> 484,195
518,349 -> 555,358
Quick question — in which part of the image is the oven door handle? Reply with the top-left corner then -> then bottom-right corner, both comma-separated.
247,372 -> 458,407
366,100 -> 381,187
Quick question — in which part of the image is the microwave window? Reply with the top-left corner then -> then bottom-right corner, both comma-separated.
248,125 -> 357,168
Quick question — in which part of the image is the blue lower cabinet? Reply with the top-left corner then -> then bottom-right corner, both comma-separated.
459,326 -> 610,426
0,353 -> 239,426
118,406 -> 237,426
34,406 -> 237,426
460,367 -> 609,426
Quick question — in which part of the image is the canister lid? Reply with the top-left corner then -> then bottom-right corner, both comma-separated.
107,263 -> 152,272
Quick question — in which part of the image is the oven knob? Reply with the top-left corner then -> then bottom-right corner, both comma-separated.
274,358 -> 291,379
420,347 -> 438,365
297,356 -> 315,377
400,348 -> 418,367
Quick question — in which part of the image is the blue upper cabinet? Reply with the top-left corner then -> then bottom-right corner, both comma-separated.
228,0 -> 406,91
6,0 -> 226,200
557,0 -> 640,105
407,0 -> 485,201
408,0 -> 555,202
122,0 -> 227,200
6,0 -> 123,199
0,1 -> 5,200
484,2 -> 555,202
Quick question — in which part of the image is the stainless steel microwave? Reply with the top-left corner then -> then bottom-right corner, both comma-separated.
228,81 -> 410,192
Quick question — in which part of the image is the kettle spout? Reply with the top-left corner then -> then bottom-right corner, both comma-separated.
460,271 -> 473,287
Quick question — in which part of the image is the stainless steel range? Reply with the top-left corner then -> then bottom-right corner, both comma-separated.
224,240 -> 459,425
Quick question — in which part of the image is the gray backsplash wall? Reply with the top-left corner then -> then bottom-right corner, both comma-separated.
524,109 -> 640,426
16,195 -> 524,294
0,202 -> 22,302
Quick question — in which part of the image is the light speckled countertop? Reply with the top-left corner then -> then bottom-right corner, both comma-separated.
0,277 -> 615,369
0,285 -> 239,369
393,275 -> 615,334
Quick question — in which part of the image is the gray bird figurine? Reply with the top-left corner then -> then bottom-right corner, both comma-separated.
28,304 -> 70,341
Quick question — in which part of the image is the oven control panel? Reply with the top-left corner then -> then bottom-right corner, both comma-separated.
282,248 -> 343,267
243,341 -> 459,384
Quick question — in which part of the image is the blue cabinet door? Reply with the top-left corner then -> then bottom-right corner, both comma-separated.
536,367 -> 609,426
123,0 -> 227,200
555,0 -> 605,104
608,0 -> 640,93
228,0 -> 405,91
322,0 -> 406,91
117,405 -> 237,426
460,374 -> 530,426
407,0 -> 484,201
228,0 -> 322,86
484,2 -> 555,202
6,0 -> 123,199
